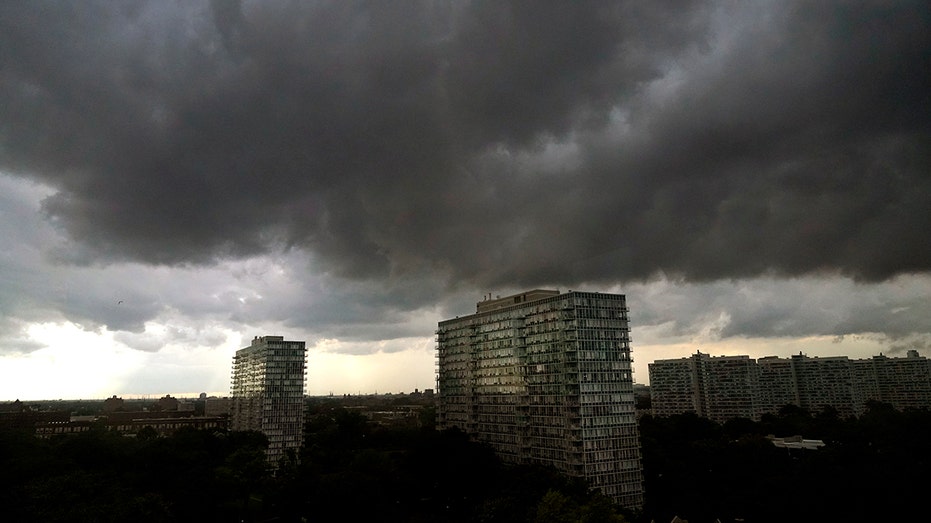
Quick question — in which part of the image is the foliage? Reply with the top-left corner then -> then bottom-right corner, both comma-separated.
5,399 -> 925,522
0,427 -> 269,522
639,403 -> 931,522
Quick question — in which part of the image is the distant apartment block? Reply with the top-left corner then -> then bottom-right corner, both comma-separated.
790,353 -> 856,418
103,395 -> 125,413
204,396 -> 232,417
852,351 -> 931,411
756,356 -> 797,417
649,350 -> 931,422
648,352 -> 757,423
230,335 -> 307,465
436,290 -> 644,510
647,356 -> 699,419
700,354 -> 757,423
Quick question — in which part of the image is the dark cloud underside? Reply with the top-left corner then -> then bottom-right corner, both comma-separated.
1,0 -> 928,289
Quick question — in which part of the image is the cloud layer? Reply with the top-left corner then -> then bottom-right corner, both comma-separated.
1,1 -> 930,372
3,1 -> 927,285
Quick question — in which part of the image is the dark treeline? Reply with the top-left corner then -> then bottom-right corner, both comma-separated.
0,401 -> 628,523
640,401 -> 930,523
1,400 -> 928,522
0,426 -> 274,522
269,400 -> 630,523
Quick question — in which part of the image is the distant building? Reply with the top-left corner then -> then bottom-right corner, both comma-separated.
205,397 -> 232,417
648,356 -> 700,418
230,335 -> 307,465
648,352 -> 756,424
756,356 -> 797,417
157,395 -> 179,412
35,411 -> 229,439
767,434 -> 825,450
0,402 -> 69,432
436,290 -> 644,510
649,350 -> 931,422
103,395 -> 125,413
852,350 -> 931,412
790,353 -> 856,418
699,353 -> 757,423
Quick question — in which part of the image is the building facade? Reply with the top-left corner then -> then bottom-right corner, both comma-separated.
756,356 -> 797,417
648,354 -> 700,419
697,354 -> 757,423
230,335 -> 307,465
852,350 -> 931,411
649,350 -> 931,422
436,290 -> 644,510
648,352 -> 756,424
791,354 -> 856,418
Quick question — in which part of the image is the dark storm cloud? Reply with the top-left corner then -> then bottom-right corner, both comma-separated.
1,0 -> 929,292
626,277 -> 931,343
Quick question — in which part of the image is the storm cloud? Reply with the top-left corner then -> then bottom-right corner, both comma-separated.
1,0 -> 930,385
3,0 -> 927,286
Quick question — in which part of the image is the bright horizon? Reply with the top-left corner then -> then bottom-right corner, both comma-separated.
0,313 -> 905,403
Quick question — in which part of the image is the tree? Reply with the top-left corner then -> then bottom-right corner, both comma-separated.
137,425 -> 158,441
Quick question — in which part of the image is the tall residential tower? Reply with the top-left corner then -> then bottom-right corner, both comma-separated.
436,290 -> 644,510
231,335 -> 307,465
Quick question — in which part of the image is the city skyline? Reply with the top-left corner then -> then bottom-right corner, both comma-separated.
1,2 -> 929,401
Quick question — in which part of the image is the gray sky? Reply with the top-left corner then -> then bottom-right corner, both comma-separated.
1,1 -> 929,399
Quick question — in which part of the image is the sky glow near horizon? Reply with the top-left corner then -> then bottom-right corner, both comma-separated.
1,1 -> 929,401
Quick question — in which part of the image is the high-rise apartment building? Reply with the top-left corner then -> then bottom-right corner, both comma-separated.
648,355 -> 700,419
231,335 -> 307,465
649,350 -> 931,422
697,353 -> 757,423
648,352 -> 756,424
436,290 -> 644,510
756,356 -> 797,417
852,350 -> 931,411
790,353 -> 856,418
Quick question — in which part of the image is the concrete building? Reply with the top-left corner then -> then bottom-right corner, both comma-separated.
756,356 -> 797,417
648,355 -> 700,419
696,353 -> 757,423
852,350 -> 931,412
204,396 -> 232,417
230,335 -> 307,465
649,350 -> 931,422
157,395 -> 180,412
103,395 -> 125,413
648,352 -> 756,424
34,411 -> 229,439
790,353 -> 856,418
436,290 -> 644,510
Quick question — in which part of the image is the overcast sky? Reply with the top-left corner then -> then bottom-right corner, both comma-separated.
1,1 -> 929,400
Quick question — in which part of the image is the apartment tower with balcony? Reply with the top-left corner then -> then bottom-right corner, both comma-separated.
436,290 -> 644,510
230,335 -> 307,465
